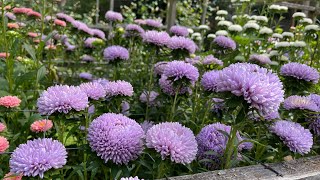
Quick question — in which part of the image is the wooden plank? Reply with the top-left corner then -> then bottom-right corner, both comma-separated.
162,156 -> 320,180
275,2 -> 316,11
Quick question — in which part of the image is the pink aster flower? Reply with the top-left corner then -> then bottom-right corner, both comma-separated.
0,52 -> 10,58
0,136 -> 9,153
3,172 -> 23,180
0,96 -> 21,108
27,11 -> 42,18
12,7 -> 33,14
30,120 -> 53,133
54,19 -> 66,27
0,122 -> 6,132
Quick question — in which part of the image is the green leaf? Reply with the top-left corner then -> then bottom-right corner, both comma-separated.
37,66 -> 47,83
23,43 -> 37,61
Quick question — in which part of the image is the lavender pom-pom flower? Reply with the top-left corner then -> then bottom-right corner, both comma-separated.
87,113 -> 144,164
280,62 -> 319,84
270,120 -> 313,155
9,138 -> 67,178
146,122 -> 198,164
213,36 -> 236,50
103,46 -> 129,62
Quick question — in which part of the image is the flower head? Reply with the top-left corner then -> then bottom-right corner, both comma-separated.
105,11 -> 123,22
30,120 -> 53,133
170,25 -> 189,37
5,12 -> 16,20
308,116 -> 320,136
79,72 -> 93,80
103,46 -> 129,62
154,61 -> 168,76
202,55 -> 223,66
196,123 -> 250,169
143,30 -> 170,47
0,122 -> 6,132
125,24 -> 145,37
13,7 -> 33,14
81,55 -> 95,62
104,80 -> 133,97
213,36 -> 236,50
10,138 -> 67,178
88,113 -> 144,164
283,95 -> 319,112
54,19 -> 66,27
37,85 -> 89,115
120,176 -> 143,180
163,60 -> 199,83
201,63 -> 284,115
167,36 -> 197,54
92,29 -> 106,39
270,120 -> 313,154
280,62 -> 319,84
0,136 -> 9,153
140,120 -> 154,134
56,13 -> 74,22
0,96 -> 21,108
145,19 -> 163,28
79,82 -> 106,100
139,91 -> 159,105
3,172 -> 23,180
146,122 -> 198,164
249,54 -> 272,65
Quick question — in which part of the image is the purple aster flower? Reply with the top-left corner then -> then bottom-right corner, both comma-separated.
167,36 -> 197,54
202,55 -> 223,66
5,12 -> 16,20
213,35 -> 236,50
93,78 -> 109,87
9,138 -> 67,178
308,116 -> 320,136
87,113 -> 144,164
88,105 -> 95,115
143,30 -> 170,47
270,120 -> 313,155
104,80 -> 133,97
211,98 -> 225,113
91,29 -> 106,40
280,62 -> 319,84
140,120 -> 154,134
145,19 -> 163,28
146,122 -> 198,164
79,72 -> 93,80
37,85 -> 89,115
185,56 -> 202,65
65,43 -> 77,51
56,13 -> 74,22
170,25 -> 189,37
71,21 -> 93,35
201,63 -> 284,115
121,101 -> 130,115
163,60 -> 199,83
249,54 -> 272,65
139,91 -> 159,106
84,37 -> 100,48
310,94 -> 320,109
81,55 -> 95,62
79,82 -> 106,100
105,11 -> 123,22
125,24 -> 145,37
154,61 -> 168,76
283,95 -> 319,112
159,75 -> 191,96
103,46 -> 129,62
196,123 -> 251,169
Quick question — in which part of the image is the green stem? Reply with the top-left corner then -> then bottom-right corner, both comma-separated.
145,48 -> 156,120
169,85 -> 180,122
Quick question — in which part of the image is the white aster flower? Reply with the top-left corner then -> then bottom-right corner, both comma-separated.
228,24 -> 243,32
259,27 -> 273,34
217,10 -> 228,16
215,30 -> 229,36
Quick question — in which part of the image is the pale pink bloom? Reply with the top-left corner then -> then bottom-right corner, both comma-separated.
0,52 -> 10,58
27,32 -> 39,38
3,172 -> 23,180
0,136 -> 9,152
45,45 -> 57,50
0,96 -> 21,108
30,119 -> 53,133
27,11 -> 41,18
0,122 -> 6,132
54,19 -> 66,27
12,7 -> 33,14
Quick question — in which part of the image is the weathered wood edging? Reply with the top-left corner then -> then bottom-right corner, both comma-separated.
163,156 -> 320,180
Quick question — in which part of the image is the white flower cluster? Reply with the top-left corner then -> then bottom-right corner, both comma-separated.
259,27 -> 273,35
244,22 -> 260,30
305,25 -> 320,32
292,12 -> 306,18
272,33 -> 283,39
217,10 -> 228,16
228,24 -> 243,32
269,4 -> 288,12
218,20 -> 233,27
215,30 -> 229,36
282,32 -> 294,38
300,18 -> 313,24
253,16 -> 268,23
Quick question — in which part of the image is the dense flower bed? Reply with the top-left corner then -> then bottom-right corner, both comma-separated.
0,0 -> 319,179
